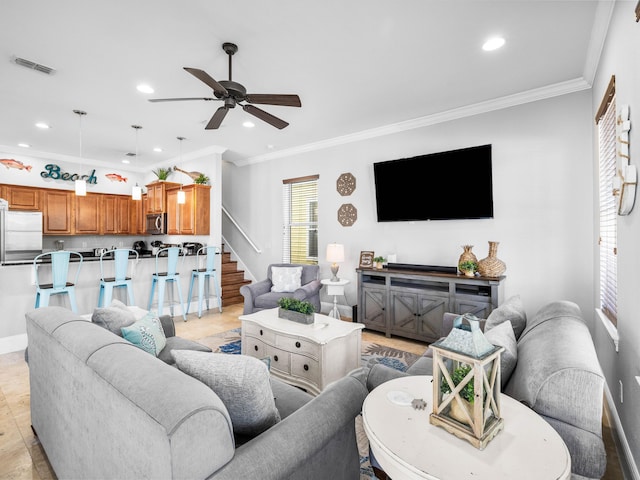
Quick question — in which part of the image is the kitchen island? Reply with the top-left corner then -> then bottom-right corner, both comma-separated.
0,251 -> 221,353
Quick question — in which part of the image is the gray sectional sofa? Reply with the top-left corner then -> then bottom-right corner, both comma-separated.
367,298 -> 607,480
26,306 -> 368,480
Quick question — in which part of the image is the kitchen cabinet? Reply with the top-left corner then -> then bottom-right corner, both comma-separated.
357,267 -> 505,343
102,195 -> 132,234
75,194 -> 101,234
43,189 -> 73,235
132,194 -> 146,234
0,184 -> 41,211
146,181 -> 180,214
166,184 -> 210,235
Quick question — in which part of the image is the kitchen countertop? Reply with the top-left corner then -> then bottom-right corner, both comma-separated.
1,250 -> 210,266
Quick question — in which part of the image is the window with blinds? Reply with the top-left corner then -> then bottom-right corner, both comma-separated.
596,75 -> 617,326
282,175 -> 319,265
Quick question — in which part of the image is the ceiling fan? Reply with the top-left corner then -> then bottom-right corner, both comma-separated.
149,42 -> 301,130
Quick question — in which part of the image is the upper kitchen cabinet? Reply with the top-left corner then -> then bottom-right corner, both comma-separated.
0,184 -> 40,211
102,195 -> 133,235
166,184 -> 210,235
146,181 -> 181,214
75,193 -> 101,235
43,189 -> 73,235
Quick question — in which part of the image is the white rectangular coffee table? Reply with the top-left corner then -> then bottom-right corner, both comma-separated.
240,308 -> 364,395
363,375 -> 571,480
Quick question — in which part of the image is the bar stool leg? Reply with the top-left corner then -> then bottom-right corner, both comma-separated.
67,287 -> 78,314
204,275 -> 210,313
148,279 -> 157,311
127,283 -> 135,306
157,280 -> 166,316
174,279 -> 187,321
187,273 -> 196,316
197,274 -> 206,318
213,271 -> 222,313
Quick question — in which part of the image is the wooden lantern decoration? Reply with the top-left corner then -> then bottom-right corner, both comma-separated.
429,314 -> 504,450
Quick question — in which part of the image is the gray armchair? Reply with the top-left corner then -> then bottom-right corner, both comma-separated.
240,263 -> 322,315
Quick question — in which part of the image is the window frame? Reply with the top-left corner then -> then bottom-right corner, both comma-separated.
282,175 -> 319,265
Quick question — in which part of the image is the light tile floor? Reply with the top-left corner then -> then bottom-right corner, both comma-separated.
0,304 -> 624,479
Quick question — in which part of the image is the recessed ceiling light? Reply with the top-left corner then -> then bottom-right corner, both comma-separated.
266,144 -> 275,150
482,37 -> 505,51
35,122 -> 50,129
122,159 -> 130,164
18,143 -> 30,148
153,147 -> 163,152
136,83 -> 154,94
243,121 -> 255,128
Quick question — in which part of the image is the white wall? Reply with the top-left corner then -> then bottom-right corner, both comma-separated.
222,90 -> 593,321
590,1 -> 640,476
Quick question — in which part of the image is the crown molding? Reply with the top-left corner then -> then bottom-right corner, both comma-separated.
234,77 -> 592,167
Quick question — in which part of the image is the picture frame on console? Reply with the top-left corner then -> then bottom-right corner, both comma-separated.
359,251 -> 374,268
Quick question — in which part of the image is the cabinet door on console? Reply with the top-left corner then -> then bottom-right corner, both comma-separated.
361,287 -> 387,333
391,291 -> 447,342
416,293 -> 448,342
452,298 -> 493,319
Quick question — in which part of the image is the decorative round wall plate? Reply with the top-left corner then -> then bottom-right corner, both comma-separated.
336,172 -> 356,196
338,203 -> 357,226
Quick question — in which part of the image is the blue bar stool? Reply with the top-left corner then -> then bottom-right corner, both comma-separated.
147,247 -> 186,320
98,249 -> 139,307
34,251 -> 83,313
187,245 -> 223,318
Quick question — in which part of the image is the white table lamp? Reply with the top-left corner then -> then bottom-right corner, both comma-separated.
326,243 -> 345,282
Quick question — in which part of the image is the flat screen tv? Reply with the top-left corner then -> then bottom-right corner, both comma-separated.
373,144 -> 493,222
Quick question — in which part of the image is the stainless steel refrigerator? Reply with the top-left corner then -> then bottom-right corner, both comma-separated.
0,210 -> 43,264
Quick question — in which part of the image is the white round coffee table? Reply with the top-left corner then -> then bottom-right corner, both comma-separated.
362,375 -> 571,480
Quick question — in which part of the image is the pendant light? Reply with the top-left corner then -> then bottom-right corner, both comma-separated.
177,136 -> 186,204
73,109 -> 87,196
131,125 -> 142,200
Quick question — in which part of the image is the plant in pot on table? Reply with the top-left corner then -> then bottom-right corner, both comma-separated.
440,364 -> 476,425
458,260 -> 478,277
373,256 -> 386,269
277,297 -> 316,325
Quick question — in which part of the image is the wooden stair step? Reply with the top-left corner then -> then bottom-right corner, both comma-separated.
222,295 -> 244,307
221,262 -> 239,274
221,271 -> 246,285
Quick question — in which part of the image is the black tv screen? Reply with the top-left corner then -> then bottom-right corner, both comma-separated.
373,144 -> 493,222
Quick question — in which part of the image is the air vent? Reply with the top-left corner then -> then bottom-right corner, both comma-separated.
125,152 -> 136,157
12,56 -> 56,75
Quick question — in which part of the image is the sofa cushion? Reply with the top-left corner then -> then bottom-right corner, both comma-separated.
485,294 -> 527,340
484,320 -> 517,388
270,266 -> 303,293
91,299 -> 136,336
172,351 -> 281,436
121,312 -> 167,356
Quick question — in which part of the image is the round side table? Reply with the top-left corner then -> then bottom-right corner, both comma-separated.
321,278 -> 349,319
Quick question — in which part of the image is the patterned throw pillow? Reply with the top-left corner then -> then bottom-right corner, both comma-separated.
172,351 -> 281,437
270,266 -> 303,293
121,312 -> 167,356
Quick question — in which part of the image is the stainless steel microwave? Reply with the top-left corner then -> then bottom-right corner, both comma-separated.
146,213 -> 167,235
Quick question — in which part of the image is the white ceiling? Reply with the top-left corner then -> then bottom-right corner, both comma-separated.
0,0 -> 610,170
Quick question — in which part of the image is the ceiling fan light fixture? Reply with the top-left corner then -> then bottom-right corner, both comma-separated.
136,83 -> 154,94
243,121 -> 255,128
482,36 -> 505,51
35,122 -> 50,129
18,143 -> 30,148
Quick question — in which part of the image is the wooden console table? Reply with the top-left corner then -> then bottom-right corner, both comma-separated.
356,267 -> 505,343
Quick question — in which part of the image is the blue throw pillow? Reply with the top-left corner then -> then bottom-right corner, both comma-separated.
121,312 -> 167,356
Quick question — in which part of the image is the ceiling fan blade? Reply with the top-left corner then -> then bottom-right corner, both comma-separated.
242,104 -> 289,129
184,67 -> 228,96
245,94 -> 301,107
148,97 -> 217,103
205,106 -> 229,130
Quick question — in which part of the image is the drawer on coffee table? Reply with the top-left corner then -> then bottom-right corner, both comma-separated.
243,322 -> 277,344
267,346 -> 291,374
290,355 -> 319,381
276,336 -> 320,360
245,337 -> 269,358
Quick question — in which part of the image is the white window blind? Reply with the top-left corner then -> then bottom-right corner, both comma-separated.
282,175 -> 319,265
597,77 -> 617,326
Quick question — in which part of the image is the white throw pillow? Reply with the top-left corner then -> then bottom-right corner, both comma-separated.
270,266 -> 303,293
484,320 -> 518,388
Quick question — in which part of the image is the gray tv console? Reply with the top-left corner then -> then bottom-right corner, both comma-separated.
356,266 -> 505,343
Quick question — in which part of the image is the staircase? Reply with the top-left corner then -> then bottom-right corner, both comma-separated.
220,245 -> 251,307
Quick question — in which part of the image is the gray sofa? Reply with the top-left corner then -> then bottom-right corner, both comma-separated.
367,299 -> 606,480
240,263 -> 322,314
26,306 -> 368,480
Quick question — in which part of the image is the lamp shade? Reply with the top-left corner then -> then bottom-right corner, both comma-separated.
132,184 -> 142,201
75,179 -> 87,196
326,243 -> 345,263
177,189 -> 186,204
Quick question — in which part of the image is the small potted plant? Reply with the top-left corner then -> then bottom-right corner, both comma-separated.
458,260 -> 478,277
373,256 -> 386,269
440,364 -> 475,425
152,167 -> 173,181
194,173 -> 209,185
277,297 -> 316,324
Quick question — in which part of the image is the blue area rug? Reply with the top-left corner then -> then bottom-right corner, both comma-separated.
199,327 -> 420,479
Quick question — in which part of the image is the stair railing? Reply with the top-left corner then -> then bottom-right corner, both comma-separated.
222,205 -> 262,254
